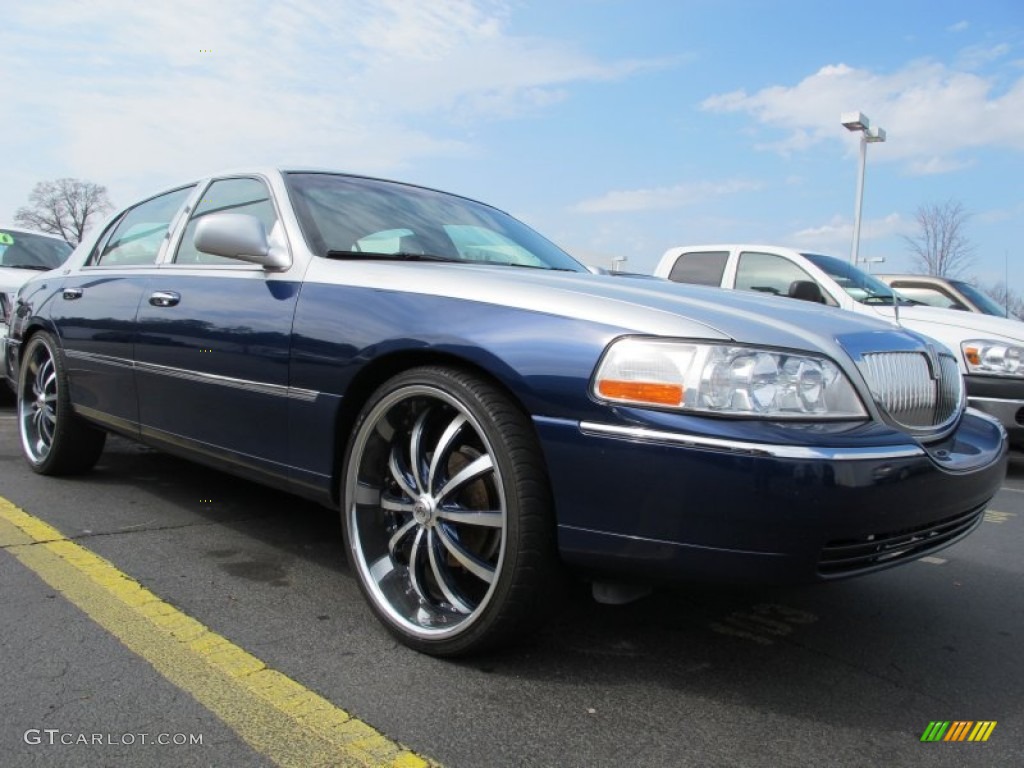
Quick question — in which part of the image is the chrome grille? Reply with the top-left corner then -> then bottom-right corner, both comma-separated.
859,350 -> 962,431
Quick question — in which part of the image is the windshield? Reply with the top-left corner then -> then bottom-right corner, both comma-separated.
284,173 -> 585,272
802,252 -> 903,305
951,280 -> 1011,317
0,229 -> 73,270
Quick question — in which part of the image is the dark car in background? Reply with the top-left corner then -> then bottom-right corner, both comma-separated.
7,170 -> 1008,655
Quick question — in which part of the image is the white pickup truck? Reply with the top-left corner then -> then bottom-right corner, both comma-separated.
654,244 -> 1024,448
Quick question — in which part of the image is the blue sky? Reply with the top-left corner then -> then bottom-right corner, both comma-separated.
3,1 -> 1022,286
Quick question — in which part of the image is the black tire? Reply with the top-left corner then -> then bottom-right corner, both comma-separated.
342,366 -> 558,656
18,331 -> 106,475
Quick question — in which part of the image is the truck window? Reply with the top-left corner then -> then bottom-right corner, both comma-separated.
888,282 -> 966,310
667,250 -> 728,285
736,251 -> 821,298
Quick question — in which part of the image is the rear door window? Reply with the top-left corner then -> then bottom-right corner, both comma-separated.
92,186 -> 195,267
666,251 -> 728,286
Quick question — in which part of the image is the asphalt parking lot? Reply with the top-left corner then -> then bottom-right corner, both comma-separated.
1,404 -> 1022,768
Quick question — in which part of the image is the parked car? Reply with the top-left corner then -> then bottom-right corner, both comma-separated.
655,244 -> 1024,449
8,175 -> 1007,655
0,226 -> 73,401
876,274 -> 1015,318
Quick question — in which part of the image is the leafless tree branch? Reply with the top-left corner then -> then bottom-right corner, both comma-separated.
13,178 -> 113,245
979,280 -> 1024,319
901,199 -> 974,278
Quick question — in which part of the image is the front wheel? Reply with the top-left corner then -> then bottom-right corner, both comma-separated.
18,331 -> 106,475
342,366 -> 558,656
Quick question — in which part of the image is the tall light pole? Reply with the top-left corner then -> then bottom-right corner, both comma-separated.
859,256 -> 885,273
841,111 -> 886,266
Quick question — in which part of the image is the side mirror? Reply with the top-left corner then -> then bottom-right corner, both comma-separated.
193,213 -> 290,271
788,280 -> 825,304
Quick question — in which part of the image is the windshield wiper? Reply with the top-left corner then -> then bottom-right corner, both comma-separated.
484,260 -> 576,272
4,264 -> 52,271
325,250 -> 579,271
325,250 -> 463,264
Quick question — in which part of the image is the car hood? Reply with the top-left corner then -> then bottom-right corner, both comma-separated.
0,266 -> 49,296
308,260 -> 918,361
868,304 -> 1024,344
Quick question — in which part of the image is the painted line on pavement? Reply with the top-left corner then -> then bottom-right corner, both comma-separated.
0,497 -> 435,768
984,510 -> 1017,524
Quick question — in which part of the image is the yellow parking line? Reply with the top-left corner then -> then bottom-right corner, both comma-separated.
984,510 -> 1017,524
0,497 -> 436,768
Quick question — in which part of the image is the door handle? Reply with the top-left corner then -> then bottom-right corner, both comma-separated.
149,291 -> 181,307
62,287 -> 83,300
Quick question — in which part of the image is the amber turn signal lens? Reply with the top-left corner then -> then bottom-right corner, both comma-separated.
597,379 -> 684,406
964,347 -> 980,366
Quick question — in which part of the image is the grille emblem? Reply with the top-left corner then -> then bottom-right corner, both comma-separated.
925,344 -> 941,381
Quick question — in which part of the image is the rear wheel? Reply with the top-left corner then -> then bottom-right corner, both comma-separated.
18,331 -> 105,475
342,366 -> 557,656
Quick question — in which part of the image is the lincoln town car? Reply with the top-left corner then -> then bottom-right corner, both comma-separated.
6,169 -> 1008,655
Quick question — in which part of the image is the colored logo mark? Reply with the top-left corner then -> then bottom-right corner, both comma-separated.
920,721 -> 996,742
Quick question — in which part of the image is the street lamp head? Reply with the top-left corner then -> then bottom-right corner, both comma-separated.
841,111 -> 870,132
841,110 -> 888,267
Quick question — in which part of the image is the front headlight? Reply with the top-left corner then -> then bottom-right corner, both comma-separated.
593,338 -> 867,419
962,340 -> 1024,377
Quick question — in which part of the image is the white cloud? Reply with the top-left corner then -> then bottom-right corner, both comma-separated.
572,179 -> 762,213
976,201 -> 1024,225
1,0 -> 664,204
956,43 -> 1011,70
701,60 -> 1024,174
948,21 -> 969,33
790,212 -> 910,252
905,156 -> 974,175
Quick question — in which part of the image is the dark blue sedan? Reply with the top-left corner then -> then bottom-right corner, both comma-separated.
6,169 -> 1007,655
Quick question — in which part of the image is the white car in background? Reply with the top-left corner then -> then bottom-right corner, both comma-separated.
876,274 -> 1016,318
654,244 -> 1024,449
1,226 -> 74,400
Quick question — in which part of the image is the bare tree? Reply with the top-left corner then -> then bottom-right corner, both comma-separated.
981,281 -> 1024,319
902,199 -> 974,278
14,178 -> 114,245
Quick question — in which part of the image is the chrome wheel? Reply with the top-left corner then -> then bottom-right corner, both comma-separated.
17,332 -> 105,476
19,338 -> 59,463
347,384 -> 507,641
